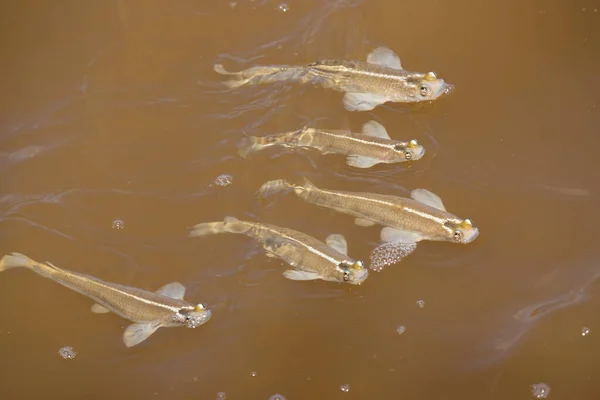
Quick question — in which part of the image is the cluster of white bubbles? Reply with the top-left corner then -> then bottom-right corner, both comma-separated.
369,242 -> 417,271
340,384 -> 350,393
581,326 -> 591,336
530,383 -> 551,398
269,395 -> 286,400
213,174 -> 233,187
216,392 -> 227,400
58,346 -> 76,360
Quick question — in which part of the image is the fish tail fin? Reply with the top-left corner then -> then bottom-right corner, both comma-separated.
237,134 -> 263,158
0,252 -> 37,272
189,222 -> 228,237
189,217 -> 250,237
214,63 -> 308,89
222,216 -> 251,234
258,179 -> 295,198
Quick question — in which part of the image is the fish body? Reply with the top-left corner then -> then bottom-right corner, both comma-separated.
258,179 -> 479,247
0,253 -> 211,347
239,120 -> 425,169
189,216 -> 368,285
214,46 -> 453,111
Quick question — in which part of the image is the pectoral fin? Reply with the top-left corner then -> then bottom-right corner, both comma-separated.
91,303 -> 110,314
343,92 -> 387,112
380,227 -> 423,243
346,155 -> 381,168
355,218 -> 376,227
325,233 -> 348,255
366,47 -> 402,70
283,270 -> 321,281
410,189 -> 446,211
123,321 -> 161,348
156,282 -> 186,300
361,120 -> 391,139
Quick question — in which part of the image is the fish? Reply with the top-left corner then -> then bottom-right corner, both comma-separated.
238,120 -> 425,169
189,216 -> 368,285
258,179 -> 479,249
0,252 -> 212,347
214,46 -> 454,111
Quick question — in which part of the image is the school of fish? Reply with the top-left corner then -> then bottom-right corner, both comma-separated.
1,46 -> 478,348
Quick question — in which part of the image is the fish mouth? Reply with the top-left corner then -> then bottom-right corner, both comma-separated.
438,81 -> 454,97
462,227 -> 479,244
351,268 -> 369,284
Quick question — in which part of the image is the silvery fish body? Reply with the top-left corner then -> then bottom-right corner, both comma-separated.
239,120 -> 425,169
189,216 -> 368,284
214,46 -> 453,111
0,253 -> 211,347
258,179 -> 479,249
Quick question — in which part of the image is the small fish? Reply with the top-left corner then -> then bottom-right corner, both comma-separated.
214,46 -> 453,111
258,179 -> 478,254
0,253 -> 212,347
189,216 -> 368,285
239,120 -> 425,169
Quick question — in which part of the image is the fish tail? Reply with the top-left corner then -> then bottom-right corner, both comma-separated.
214,63 -> 309,88
0,252 -> 38,272
258,179 -> 294,198
189,217 -> 251,237
237,134 -> 267,158
189,222 -> 228,237
258,178 -> 312,198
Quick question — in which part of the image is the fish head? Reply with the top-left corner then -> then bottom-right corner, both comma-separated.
408,71 -> 454,102
391,139 -> 425,162
339,260 -> 369,284
447,218 -> 479,244
174,304 -> 212,328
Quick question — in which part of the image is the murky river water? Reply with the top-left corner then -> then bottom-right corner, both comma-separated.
1,0 -> 600,399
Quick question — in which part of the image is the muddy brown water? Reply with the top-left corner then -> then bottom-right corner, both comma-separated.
1,0 -> 600,399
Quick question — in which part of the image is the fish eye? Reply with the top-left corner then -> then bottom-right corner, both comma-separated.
343,271 -> 350,281
453,230 -> 463,241
419,85 -> 430,97
404,150 -> 412,160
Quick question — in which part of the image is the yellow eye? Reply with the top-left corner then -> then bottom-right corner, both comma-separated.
407,139 -> 419,148
425,71 -> 437,81
194,304 -> 205,311
459,219 -> 473,229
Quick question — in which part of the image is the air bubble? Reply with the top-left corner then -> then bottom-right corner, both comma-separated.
582,326 -> 591,336
416,300 -> 425,308
278,4 -> 289,12
112,219 -> 125,230
530,383 -> 550,398
269,395 -> 286,400
340,384 -> 350,393
251,371 -> 258,377
214,174 -> 233,187
396,325 -> 406,335
58,346 -> 76,359
216,392 -> 227,400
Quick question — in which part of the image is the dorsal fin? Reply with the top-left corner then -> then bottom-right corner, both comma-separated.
361,120 -> 390,139
410,189 -> 446,211
366,47 -> 402,70
156,282 -> 186,300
